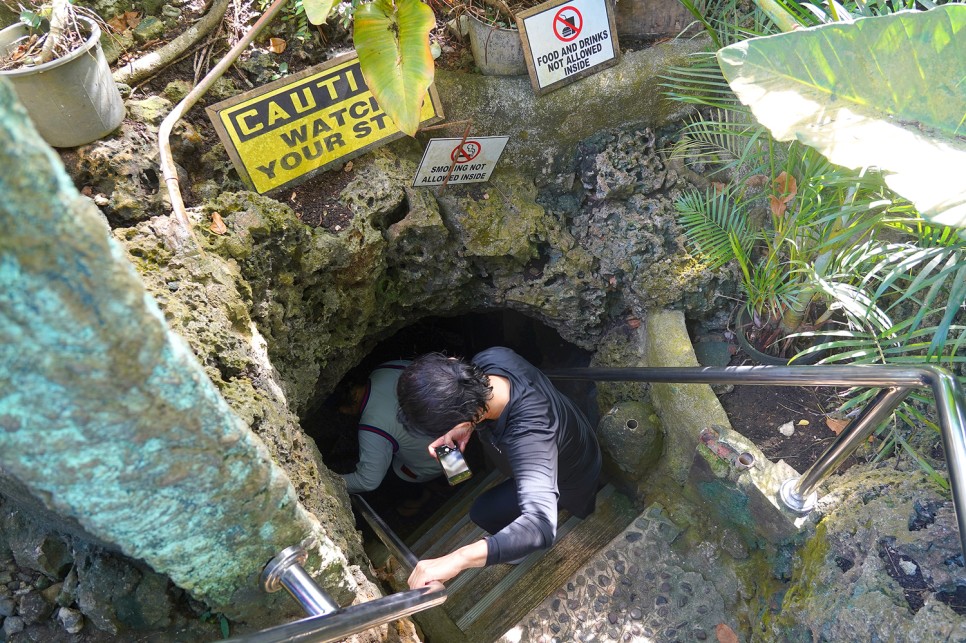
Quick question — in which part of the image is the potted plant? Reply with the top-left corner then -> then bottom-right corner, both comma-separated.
462,0 -> 527,76
0,0 -> 124,147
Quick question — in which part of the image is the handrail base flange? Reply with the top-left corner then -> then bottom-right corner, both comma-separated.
780,478 -> 818,514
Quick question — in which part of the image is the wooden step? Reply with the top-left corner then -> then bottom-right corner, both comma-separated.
411,483 -> 638,643
408,469 -> 506,557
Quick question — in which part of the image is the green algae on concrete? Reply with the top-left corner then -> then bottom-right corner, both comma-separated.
0,80 -> 356,625
687,426 -> 806,549
645,309 -> 732,484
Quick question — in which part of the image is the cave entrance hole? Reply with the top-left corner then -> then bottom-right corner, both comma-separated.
304,309 -> 595,539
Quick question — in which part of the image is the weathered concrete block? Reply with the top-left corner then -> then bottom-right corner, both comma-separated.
645,309 -> 732,484
687,426 -> 805,547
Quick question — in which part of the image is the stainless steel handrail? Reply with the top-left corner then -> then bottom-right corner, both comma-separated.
225,582 -> 446,643
225,496 -> 445,643
543,364 -> 966,556
351,494 -> 421,569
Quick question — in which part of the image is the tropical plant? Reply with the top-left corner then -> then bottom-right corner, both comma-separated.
666,0 -> 965,477
302,0 -> 435,136
717,4 -> 966,229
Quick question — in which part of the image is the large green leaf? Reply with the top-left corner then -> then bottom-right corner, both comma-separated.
717,6 -> 966,228
354,0 -> 435,136
303,0 -> 339,25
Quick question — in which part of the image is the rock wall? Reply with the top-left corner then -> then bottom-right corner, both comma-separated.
763,465 -> 966,641
2,36 -> 739,642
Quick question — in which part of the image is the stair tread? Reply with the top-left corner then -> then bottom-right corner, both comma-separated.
413,483 -> 638,643
408,469 -> 505,555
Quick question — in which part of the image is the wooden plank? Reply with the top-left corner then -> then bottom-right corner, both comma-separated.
408,470 -> 506,555
471,488 -> 637,643
456,514 -> 582,629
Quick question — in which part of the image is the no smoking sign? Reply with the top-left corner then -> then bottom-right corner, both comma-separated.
518,0 -> 619,95
412,136 -> 509,187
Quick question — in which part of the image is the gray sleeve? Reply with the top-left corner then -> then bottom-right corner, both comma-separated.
342,428 -> 394,493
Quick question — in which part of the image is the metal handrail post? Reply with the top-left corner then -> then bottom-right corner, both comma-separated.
351,494 -> 421,569
261,546 -> 339,617
782,386 -> 912,512
932,368 -> 966,558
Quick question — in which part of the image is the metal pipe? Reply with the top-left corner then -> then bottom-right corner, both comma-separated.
261,546 -> 339,617
158,0 -> 289,241
351,494 -> 421,570
225,581 -> 447,643
933,368 -> 966,561
542,364 -> 932,388
791,386 -> 912,502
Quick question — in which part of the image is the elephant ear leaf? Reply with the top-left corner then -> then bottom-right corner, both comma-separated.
303,0 -> 339,25
354,0 -> 435,137
717,5 -> 966,228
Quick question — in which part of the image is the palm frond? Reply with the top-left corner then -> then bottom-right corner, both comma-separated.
675,188 -> 754,268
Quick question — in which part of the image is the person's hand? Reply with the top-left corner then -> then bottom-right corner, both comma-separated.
427,422 -> 474,459
407,541 -> 488,588
408,553 -> 466,588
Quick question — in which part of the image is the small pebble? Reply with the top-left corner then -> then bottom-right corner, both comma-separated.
58,607 -> 84,634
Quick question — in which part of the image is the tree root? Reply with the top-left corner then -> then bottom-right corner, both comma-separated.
112,0 -> 230,87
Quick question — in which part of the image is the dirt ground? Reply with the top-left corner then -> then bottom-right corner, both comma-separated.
717,351 -> 856,475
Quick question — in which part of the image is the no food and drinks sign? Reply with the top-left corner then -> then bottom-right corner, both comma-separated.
207,53 -> 443,194
518,0 -> 619,95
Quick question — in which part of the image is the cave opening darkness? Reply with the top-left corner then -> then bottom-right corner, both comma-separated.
303,310 -> 595,539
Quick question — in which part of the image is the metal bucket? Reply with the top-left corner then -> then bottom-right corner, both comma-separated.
466,14 -> 527,76
0,16 -> 125,147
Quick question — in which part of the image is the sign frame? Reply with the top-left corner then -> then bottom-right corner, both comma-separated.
411,136 -> 510,187
517,0 -> 620,96
206,52 -> 444,195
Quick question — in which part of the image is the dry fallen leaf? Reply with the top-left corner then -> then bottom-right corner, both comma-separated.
344,161 -> 353,172
269,37 -> 287,54
108,10 -> 141,32
769,194 -> 787,218
826,416 -> 849,435
716,623 -> 739,643
773,171 -> 797,201
209,212 -> 228,235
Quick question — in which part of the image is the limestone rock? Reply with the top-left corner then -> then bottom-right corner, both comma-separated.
767,465 -> 966,641
433,40 -> 706,181
57,606 -> 85,634
590,323 -> 651,413
0,510 -> 72,580
17,590 -> 53,625
133,15 -> 165,43
597,402 -> 664,496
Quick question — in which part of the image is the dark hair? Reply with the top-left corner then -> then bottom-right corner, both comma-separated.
396,353 -> 492,438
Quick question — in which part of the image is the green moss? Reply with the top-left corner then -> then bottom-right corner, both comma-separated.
772,522 -> 830,630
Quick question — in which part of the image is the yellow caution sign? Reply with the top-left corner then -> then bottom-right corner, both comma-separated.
207,53 -> 443,194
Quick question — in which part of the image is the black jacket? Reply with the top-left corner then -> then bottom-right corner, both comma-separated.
472,347 -> 602,564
